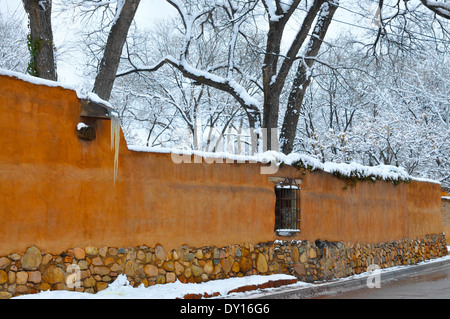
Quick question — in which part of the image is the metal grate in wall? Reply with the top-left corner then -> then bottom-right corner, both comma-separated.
275,178 -> 301,233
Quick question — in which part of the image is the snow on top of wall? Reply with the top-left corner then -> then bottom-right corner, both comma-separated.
272,152 -> 438,184
128,145 -> 440,185
0,68 -> 113,109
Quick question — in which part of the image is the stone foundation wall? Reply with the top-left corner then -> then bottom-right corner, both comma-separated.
0,233 -> 447,298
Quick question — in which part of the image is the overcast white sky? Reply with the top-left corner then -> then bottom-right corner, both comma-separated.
0,0 -> 175,24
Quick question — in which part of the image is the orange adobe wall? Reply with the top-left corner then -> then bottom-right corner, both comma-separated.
0,73 -> 445,257
443,187 -> 450,244
284,166 -> 443,244
0,73 -> 279,256
442,197 -> 450,245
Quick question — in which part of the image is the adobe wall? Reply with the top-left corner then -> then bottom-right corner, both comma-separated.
442,197 -> 450,244
0,73 -> 447,297
0,73 -> 278,256
0,73 -> 444,256
282,166 -> 444,244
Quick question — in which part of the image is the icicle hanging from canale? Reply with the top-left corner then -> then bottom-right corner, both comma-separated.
110,112 -> 120,184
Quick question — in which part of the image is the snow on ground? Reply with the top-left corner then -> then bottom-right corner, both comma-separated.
13,274 -> 302,299
14,251 -> 450,299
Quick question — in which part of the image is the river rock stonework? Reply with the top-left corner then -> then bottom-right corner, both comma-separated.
0,233 -> 447,298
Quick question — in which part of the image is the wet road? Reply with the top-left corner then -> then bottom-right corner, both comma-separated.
319,263 -> 450,299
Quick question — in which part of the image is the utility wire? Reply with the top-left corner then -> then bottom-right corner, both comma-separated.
333,3 -> 450,44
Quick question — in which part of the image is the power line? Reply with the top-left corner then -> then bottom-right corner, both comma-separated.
287,1 -> 450,44
331,17 -> 450,44
333,3 -> 450,44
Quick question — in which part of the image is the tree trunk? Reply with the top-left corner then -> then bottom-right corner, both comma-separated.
93,0 -> 141,101
261,0 -> 325,151
22,0 -> 57,81
262,85 -> 283,151
280,1 -> 338,154
262,20 -> 290,151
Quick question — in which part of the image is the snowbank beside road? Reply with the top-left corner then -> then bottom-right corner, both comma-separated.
14,252 -> 450,299
13,274 -> 303,299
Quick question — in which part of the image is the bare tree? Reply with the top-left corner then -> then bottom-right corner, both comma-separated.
92,0 -> 141,100
117,0 -> 263,129
366,0 -> 450,55
0,14 -> 28,72
22,0 -> 140,101
118,0 -> 340,151
22,0 -> 57,80
114,17 -> 251,151
261,0 -> 331,150
280,1 -> 338,154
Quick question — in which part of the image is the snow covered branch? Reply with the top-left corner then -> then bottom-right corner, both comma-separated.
117,55 -> 261,128
261,0 -> 301,22
420,0 -> 450,19
117,0 -> 262,128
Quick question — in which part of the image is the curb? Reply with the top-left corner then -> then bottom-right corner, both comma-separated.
239,256 -> 450,299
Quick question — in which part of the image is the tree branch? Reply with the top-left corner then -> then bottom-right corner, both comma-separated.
420,0 -> 450,19
117,55 -> 261,127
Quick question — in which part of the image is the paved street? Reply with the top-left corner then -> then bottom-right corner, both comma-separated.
319,262 -> 450,299
247,255 -> 450,300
